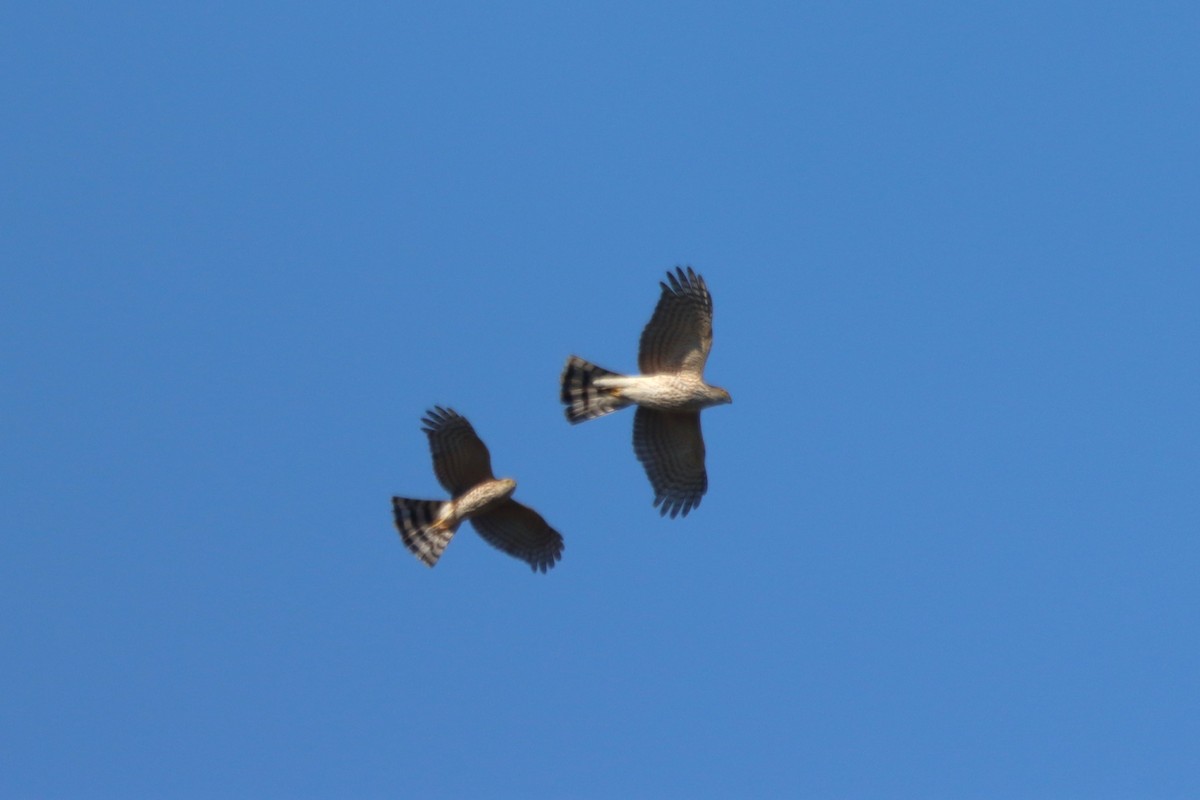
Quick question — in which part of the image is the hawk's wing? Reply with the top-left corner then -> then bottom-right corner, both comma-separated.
422,406 -> 494,496
633,407 -> 708,517
637,266 -> 714,376
470,499 -> 564,573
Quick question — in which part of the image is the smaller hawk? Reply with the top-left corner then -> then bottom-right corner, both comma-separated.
561,266 -> 732,517
392,406 -> 564,572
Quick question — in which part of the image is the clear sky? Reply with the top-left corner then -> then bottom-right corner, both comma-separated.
3,3 -> 1198,798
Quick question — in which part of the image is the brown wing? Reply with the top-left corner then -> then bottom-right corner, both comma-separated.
469,499 -> 565,573
637,266 -> 714,376
422,406 -> 494,496
632,407 -> 708,517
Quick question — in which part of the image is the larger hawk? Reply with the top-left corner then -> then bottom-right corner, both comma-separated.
392,407 -> 564,572
561,266 -> 732,517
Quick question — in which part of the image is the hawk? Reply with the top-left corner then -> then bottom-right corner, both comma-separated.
561,266 -> 732,517
392,406 -> 564,572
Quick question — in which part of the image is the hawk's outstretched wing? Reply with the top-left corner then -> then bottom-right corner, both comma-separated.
422,406 -> 494,496
632,407 -> 708,517
470,499 -> 565,573
637,266 -> 714,377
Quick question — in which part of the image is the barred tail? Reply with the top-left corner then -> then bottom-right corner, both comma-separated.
392,497 -> 455,567
561,355 -> 632,423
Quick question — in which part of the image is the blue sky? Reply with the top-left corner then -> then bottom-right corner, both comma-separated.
3,3 -> 1198,797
